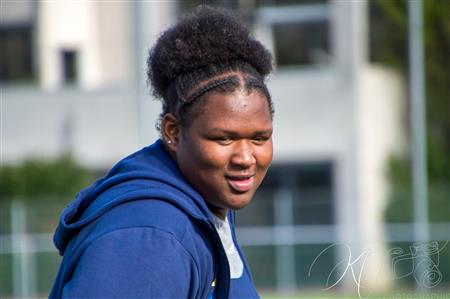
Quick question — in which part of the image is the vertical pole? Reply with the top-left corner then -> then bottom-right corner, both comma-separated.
274,188 -> 297,292
133,1 -> 172,147
408,0 -> 430,291
11,200 -> 36,297
11,200 -> 21,298
133,0 -> 145,147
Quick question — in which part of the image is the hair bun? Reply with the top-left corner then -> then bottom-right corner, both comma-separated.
147,6 -> 273,98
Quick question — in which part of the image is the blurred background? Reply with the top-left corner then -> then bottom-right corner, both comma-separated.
1,0 -> 449,298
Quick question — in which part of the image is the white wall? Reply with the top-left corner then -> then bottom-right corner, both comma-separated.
2,87 -> 141,169
37,1 -> 133,90
356,66 -> 405,288
133,0 -> 177,146
271,68 -> 350,162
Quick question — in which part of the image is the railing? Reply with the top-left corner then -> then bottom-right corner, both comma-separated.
1,200 -> 449,298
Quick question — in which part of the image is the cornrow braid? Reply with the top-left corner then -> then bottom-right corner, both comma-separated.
185,76 -> 240,104
245,77 -> 273,115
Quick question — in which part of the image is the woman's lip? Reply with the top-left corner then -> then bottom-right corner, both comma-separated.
226,176 -> 255,192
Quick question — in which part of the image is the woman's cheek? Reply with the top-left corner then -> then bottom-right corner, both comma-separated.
197,144 -> 228,169
257,143 -> 273,168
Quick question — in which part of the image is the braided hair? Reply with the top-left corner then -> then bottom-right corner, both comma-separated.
147,6 -> 274,131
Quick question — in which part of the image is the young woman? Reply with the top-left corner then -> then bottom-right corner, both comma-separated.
50,6 -> 274,299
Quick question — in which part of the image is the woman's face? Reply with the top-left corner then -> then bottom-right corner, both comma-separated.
174,89 -> 273,219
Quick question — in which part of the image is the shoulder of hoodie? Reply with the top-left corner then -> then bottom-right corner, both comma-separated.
52,200 -> 217,299
69,199 -> 215,261
90,198 -> 212,246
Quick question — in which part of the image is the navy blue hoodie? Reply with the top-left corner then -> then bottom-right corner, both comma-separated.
49,140 -> 259,299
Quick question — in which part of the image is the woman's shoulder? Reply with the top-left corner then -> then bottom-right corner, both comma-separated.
93,198 -> 206,240
72,198 -> 213,257
52,198 -> 216,299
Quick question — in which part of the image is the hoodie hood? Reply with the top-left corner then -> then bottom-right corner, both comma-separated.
54,139 -> 214,255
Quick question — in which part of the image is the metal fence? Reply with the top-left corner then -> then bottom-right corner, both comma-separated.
1,199 -> 449,298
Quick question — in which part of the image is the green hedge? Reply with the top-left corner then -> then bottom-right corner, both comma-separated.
0,155 -> 94,202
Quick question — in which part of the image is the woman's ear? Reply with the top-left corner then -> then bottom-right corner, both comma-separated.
161,113 -> 180,153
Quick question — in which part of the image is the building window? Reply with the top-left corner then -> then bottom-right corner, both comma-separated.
292,162 -> 334,225
0,26 -> 34,82
236,162 -> 334,226
255,2 -> 331,68
61,50 -> 78,85
273,19 -> 330,66
236,170 -> 278,226
237,161 -> 335,288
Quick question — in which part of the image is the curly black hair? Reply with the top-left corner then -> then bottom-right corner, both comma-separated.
147,5 -> 274,131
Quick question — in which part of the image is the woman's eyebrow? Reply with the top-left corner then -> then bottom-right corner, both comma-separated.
208,128 -> 273,135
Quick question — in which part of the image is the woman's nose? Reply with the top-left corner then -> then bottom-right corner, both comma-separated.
230,141 -> 256,168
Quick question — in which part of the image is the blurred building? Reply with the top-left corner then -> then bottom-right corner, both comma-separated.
2,0 -> 405,294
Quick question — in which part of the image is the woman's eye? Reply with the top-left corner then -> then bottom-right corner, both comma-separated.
253,136 -> 268,143
215,137 -> 233,144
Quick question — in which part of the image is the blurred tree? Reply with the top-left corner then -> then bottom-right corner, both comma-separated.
369,0 -> 450,222
0,155 -> 94,202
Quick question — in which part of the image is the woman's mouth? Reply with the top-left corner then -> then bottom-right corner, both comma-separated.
226,175 -> 255,192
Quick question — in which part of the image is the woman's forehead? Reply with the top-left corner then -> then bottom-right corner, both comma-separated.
193,90 -> 272,128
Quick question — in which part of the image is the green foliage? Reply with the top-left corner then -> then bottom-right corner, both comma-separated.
384,153 -> 450,222
370,0 -> 408,69
384,155 -> 412,222
0,155 -> 94,201
370,0 -> 450,222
